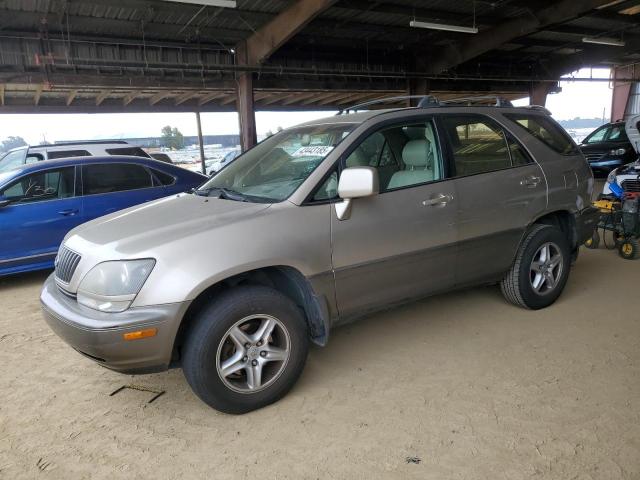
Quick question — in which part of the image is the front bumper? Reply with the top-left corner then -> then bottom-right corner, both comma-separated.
575,206 -> 600,245
588,158 -> 624,172
41,273 -> 189,374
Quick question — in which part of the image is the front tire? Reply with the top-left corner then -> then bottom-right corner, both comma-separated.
182,286 -> 309,414
618,238 -> 640,260
501,224 -> 571,310
584,230 -> 600,249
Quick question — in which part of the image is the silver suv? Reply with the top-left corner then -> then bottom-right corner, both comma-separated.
41,97 -> 599,414
0,140 -> 150,172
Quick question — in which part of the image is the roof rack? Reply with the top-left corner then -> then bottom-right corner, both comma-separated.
47,140 -> 129,147
338,94 -> 523,115
439,96 -> 513,107
521,105 -> 552,115
338,95 -> 439,114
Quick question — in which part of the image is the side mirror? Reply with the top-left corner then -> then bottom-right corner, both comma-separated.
334,166 -> 379,221
0,199 -> 11,208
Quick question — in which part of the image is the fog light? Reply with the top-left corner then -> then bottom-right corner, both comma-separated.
123,328 -> 157,341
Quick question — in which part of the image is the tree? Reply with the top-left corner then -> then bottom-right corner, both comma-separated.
0,135 -> 28,153
160,125 -> 185,150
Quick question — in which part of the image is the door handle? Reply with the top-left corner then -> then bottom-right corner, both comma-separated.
58,208 -> 79,216
521,175 -> 541,188
422,194 -> 453,207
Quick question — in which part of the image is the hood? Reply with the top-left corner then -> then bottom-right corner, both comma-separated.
67,193 -> 271,255
626,114 -> 640,155
617,161 -> 640,176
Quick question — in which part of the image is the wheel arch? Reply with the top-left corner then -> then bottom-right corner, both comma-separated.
171,265 -> 331,366
531,210 -> 577,248
507,210 -> 577,268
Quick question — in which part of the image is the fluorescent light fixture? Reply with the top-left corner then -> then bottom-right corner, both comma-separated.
619,4 -> 640,15
409,20 -> 478,34
582,36 -> 625,47
160,0 -> 236,7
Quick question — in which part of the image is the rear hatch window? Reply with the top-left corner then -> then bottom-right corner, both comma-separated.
505,114 -> 578,155
106,147 -> 150,158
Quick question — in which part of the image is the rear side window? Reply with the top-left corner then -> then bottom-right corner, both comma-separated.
150,168 -> 176,186
106,147 -> 150,158
441,116 -> 513,176
82,163 -> 153,195
607,124 -> 627,142
505,114 -> 578,155
48,150 -> 91,159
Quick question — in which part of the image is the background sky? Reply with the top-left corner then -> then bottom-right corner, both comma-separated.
0,68 -> 613,145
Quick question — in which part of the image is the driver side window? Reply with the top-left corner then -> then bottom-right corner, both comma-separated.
345,120 -> 443,193
1,167 -> 75,203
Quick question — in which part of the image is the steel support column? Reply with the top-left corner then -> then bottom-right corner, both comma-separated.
196,111 -> 206,174
611,66 -> 635,122
529,82 -> 555,106
236,67 -> 257,152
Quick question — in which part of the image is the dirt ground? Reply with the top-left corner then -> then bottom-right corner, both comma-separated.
1,247 -> 639,480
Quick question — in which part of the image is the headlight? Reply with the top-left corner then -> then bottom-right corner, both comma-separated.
607,169 -> 617,184
77,259 -> 155,313
609,148 -> 626,156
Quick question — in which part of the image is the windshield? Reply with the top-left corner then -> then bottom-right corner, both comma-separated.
0,170 -> 17,189
0,148 -> 28,173
197,123 -> 355,202
584,124 -> 629,144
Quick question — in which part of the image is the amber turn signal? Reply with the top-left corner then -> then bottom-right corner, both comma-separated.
123,328 -> 157,341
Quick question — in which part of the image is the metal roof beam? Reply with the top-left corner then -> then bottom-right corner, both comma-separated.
174,91 -> 199,105
95,90 -> 111,106
549,35 -> 640,76
242,0 -> 337,64
198,91 -> 228,106
123,91 -> 141,106
34,85 -> 43,106
426,0 -> 614,74
149,91 -> 173,105
66,89 -> 78,106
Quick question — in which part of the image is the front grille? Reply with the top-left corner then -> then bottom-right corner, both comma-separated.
55,246 -> 81,284
622,180 -> 640,193
584,153 -> 604,162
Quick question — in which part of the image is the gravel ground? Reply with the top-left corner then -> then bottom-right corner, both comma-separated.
0,247 -> 639,479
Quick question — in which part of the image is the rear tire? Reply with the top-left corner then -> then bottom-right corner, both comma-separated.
182,286 -> 309,414
500,224 -> 571,310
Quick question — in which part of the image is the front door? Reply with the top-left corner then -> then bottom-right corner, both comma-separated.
0,166 -> 81,270
329,118 -> 458,321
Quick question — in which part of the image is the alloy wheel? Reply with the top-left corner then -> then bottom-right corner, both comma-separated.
529,242 -> 563,296
216,314 -> 291,394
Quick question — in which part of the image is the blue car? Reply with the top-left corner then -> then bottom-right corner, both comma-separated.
0,156 -> 206,276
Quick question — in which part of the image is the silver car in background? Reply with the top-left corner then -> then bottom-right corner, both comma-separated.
41,98 -> 599,413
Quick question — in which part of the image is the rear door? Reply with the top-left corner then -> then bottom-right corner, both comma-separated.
437,114 -> 548,285
328,117 -> 458,320
80,162 -> 163,221
0,166 -> 81,269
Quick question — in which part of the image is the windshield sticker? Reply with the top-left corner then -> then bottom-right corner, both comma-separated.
291,146 -> 334,157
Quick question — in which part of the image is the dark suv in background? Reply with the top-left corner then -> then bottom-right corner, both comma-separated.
579,121 -> 637,174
